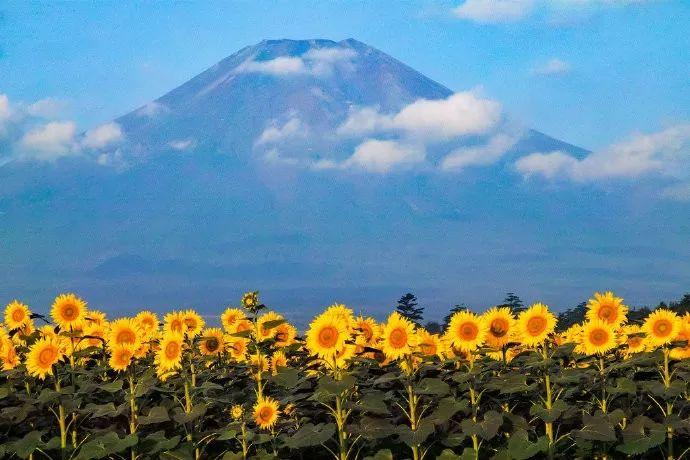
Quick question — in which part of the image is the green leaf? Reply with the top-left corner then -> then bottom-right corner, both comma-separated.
504,430 -> 549,460
616,416 -> 665,456
436,449 -> 463,459
416,378 -> 450,396
363,449 -> 393,460
138,406 -> 170,425
173,403 -> 207,424
426,397 -> 467,425
73,433 -> 137,460
12,431 -> 44,459
572,414 -> 616,442
285,423 -> 336,448
529,400 -> 568,423
261,319 -> 286,330
358,391 -> 390,415
100,380 -> 124,393
139,431 -> 181,455
269,367 -> 300,388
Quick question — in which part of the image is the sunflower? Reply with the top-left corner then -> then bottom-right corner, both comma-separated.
322,304 -> 355,330
516,303 -> 557,347
642,309 -> 681,348
164,311 -> 185,335
86,310 -> 107,326
670,323 -> 690,360
109,345 -> 135,371
107,318 -> 142,349
334,343 -> 358,369
26,337 -> 63,379
253,397 -> 279,430
482,307 -> 515,349
271,350 -> 288,374
51,293 -> 87,330
233,319 -> 253,335
1,342 -> 18,371
256,311 -> 284,341
580,319 -> 617,355
305,313 -> 348,359
181,309 -> 204,337
241,292 -> 259,310
227,338 -> 249,362
134,311 -> 159,337
251,354 -> 269,373
354,316 -> 380,346
221,308 -> 246,332
82,323 -> 107,349
155,333 -> 184,371
416,329 -> 446,359
381,312 -> 417,360
445,310 -> 488,352
199,328 -> 225,356
4,300 -> 31,330
619,324 -> 646,355
231,405 -> 244,420
586,291 -> 628,327
38,325 -> 59,340
274,322 -> 297,347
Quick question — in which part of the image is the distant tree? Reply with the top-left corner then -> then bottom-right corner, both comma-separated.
556,301 -> 587,331
424,321 -> 442,334
669,294 -> 690,315
396,293 -> 424,326
499,292 -> 525,314
628,306 -> 653,323
443,303 -> 468,331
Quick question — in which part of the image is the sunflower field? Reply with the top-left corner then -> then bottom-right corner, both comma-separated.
1,292 -> 689,460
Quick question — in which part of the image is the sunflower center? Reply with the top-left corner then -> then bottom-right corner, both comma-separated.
171,320 -> 183,332
259,406 -> 274,422
165,341 -> 180,359
527,317 -> 546,335
360,324 -> 373,341
420,342 -> 437,356
459,322 -> 478,340
317,325 -> 339,348
653,320 -> 671,337
598,305 -> 615,321
206,338 -> 220,352
38,346 -> 57,366
62,304 -> 77,320
490,319 -> 509,337
117,330 -> 137,344
589,328 -> 608,346
12,309 -> 25,322
628,336 -> 642,348
389,328 -> 408,348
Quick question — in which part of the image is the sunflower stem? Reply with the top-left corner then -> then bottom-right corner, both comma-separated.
663,348 -> 674,459
53,370 -> 68,453
541,345 -> 554,459
128,367 -> 138,460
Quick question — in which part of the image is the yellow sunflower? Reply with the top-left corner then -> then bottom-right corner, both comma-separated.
164,311 -> 185,335
642,309 -> 681,348
305,313 -> 348,358
107,318 -> 142,349
231,405 -> 243,420
581,319 -> 617,356
26,337 -> 63,379
251,354 -> 270,373
516,303 -> 557,347
274,322 -> 297,347
271,350 -> 288,374
670,323 -> 690,360
586,291 -> 628,327
482,307 -> 515,349
619,324 -> 646,355
381,312 -> 417,360
241,291 -> 259,310
256,311 -> 284,341
445,310 -> 488,352
4,300 -> 31,330
134,311 -> 159,337
199,328 -> 225,356
253,397 -> 279,430
86,310 -> 107,326
155,332 -> 184,372
51,293 -> 87,330
181,309 -> 204,337
1,342 -> 19,370
416,329 -> 446,359
334,343 -> 358,369
354,316 -> 380,346
82,323 -> 107,349
221,308 -> 246,332
233,319 -> 253,335
322,304 -> 355,330
227,338 -> 249,362
109,345 -> 135,371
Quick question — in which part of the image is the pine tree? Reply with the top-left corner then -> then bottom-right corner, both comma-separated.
499,292 -> 525,314
396,293 -> 424,326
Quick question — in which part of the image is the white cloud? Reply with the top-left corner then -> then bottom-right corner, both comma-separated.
453,0 -> 536,23
169,138 -> 196,151
236,46 -> 357,77
342,139 -> 426,173
338,91 -> 502,141
532,58 -> 571,76
515,123 -> 690,181
136,101 -> 168,118
255,118 -> 304,145
1,94 -> 13,123
660,183 -> 690,202
19,121 -> 77,159
27,97 -> 68,118
441,133 -> 519,171
82,122 -> 123,149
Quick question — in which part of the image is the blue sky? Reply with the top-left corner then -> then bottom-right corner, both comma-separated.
1,0 -> 688,152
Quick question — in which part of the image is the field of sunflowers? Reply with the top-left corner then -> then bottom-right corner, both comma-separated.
1,291 -> 689,460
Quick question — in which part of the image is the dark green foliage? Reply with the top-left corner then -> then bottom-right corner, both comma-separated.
396,293 -> 424,325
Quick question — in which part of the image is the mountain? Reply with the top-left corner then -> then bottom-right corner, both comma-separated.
1,39 -> 683,323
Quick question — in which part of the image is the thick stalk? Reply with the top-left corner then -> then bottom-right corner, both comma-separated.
128,370 -> 138,460
468,358 -> 479,459
599,356 -> 607,413
54,372 -> 67,451
335,394 -> 348,460
240,422 -> 249,460
542,346 -> 554,459
663,348 -> 673,460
